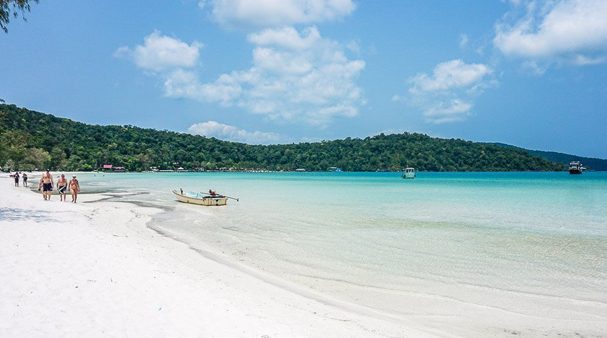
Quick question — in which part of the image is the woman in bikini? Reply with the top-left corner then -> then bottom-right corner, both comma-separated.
68,175 -> 80,203
57,174 -> 68,201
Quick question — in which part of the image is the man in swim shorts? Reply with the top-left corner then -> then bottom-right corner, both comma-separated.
39,169 -> 54,201
57,174 -> 68,201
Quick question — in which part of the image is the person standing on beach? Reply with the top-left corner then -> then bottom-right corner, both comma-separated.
57,174 -> 68,202
13,172 -> 19,187
39,169 -> 54,201
22,173 -> 28,187
68,175 -> 80,203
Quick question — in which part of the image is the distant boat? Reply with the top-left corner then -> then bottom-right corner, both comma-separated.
568,161 -> 583,174
173,189 -> 228,206
402,167 -> 416,179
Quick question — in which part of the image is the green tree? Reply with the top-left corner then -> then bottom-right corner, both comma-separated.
1,0 -> 38,33
0,103 -> 568,172
21,147 -> 50,171
0,130 -> 29,169
49,147 -> 68,170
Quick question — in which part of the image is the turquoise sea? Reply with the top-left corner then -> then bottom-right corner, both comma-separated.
84,171 -> 607,334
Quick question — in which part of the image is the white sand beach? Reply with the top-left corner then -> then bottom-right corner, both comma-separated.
0,175 -> 449,338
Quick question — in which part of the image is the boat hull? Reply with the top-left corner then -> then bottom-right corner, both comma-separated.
568,161 -> 583,174
402,168 -> 416,179
173,190 -> 228,206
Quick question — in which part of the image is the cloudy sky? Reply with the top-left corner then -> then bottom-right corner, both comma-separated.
2,0 -> 607,158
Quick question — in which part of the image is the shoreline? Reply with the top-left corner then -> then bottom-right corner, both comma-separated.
3,172 -> 605,337
0,175 -> 443,338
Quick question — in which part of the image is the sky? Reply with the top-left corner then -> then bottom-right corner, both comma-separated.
1,0 -> 607,158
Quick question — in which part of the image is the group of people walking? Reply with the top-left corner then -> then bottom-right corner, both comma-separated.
12,169 -> 81,203
39,169 -> 80,203
13,172 -> 28,187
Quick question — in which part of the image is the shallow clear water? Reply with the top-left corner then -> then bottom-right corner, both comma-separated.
84,171 -> 607,330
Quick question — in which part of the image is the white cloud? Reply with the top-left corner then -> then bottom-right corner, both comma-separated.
252,47 -> 313,75
404,59 -> 495,124
423,99 -> 473,124
164,69 -> 243,104
203,0 -> 356,28
521,60 -> 548,75
391,94 -> 403,102
117,6 -> 364,128
494,0 -> 607,64
188,121 -> 280,144
572,55 -> 607,66
248,26 -> 321,50
409,59 -> 492,94
167,26 -> 366,127
459,34 -> 469,49
114,31 -> 202,72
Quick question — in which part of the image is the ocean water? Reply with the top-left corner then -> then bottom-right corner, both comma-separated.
84,171 -> 607,334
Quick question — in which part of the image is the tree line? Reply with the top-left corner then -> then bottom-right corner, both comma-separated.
1,0 -> 38,33
0,103 -> 565,172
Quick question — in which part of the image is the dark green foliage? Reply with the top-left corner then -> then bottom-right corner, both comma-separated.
491,143 -> 607,171
1,0 -> 38,33
0,104 -> 565,172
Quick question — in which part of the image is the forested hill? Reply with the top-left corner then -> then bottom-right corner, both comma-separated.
0,103 -> 564,172
491,143 -> 607,171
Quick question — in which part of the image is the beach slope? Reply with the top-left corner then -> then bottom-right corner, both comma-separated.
0,177 -> 442,338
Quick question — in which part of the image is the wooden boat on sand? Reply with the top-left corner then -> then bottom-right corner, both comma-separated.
173,189 -> 229,206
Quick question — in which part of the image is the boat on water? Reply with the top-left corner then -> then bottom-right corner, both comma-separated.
173,189 -> 229,206
568,161 -> 583,174
402,167 -> 416,179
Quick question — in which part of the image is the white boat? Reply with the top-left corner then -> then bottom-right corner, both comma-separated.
402,167 -> 416,179
173,189 -> 228,206
568,161 -> 583,174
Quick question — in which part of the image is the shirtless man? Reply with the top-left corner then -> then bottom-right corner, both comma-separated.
68,175 -> 80,203
57,174 -> 68,201
39,169 -> 54,201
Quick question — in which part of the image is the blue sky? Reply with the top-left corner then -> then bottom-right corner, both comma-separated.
1,0 -> 607,158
